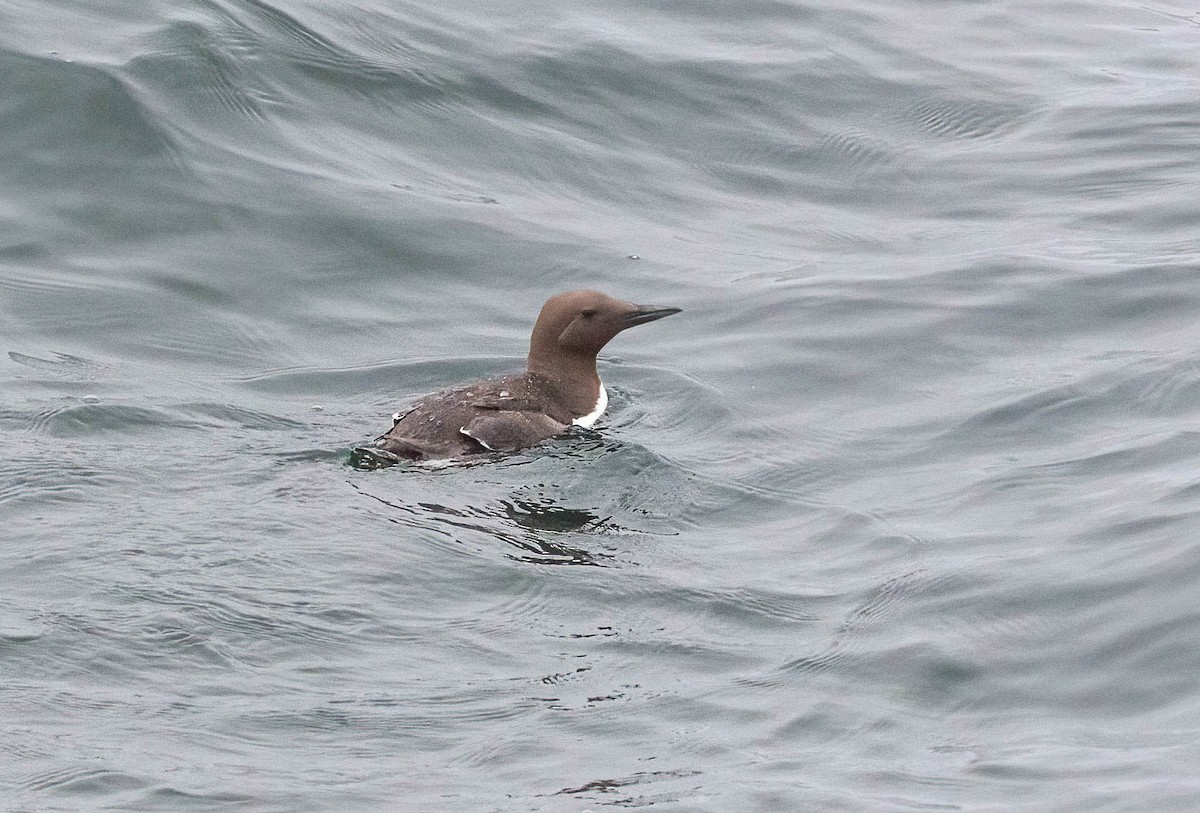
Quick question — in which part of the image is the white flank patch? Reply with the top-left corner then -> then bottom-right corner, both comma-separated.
460,426 -> 496,451
572,381 -> 608,428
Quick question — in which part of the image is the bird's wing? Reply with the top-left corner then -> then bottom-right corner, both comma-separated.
459,411 -> 568,452
468,393 -> 545,412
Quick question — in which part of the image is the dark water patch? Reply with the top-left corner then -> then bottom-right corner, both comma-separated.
133,19 -> 273,122
141,0 -> 448,123
8,350 -> 96,373
0,235 -> 44,262
0,49 -> 177,168
1077,264 -> 1200,334
299,31 -> 538,123
555,768 -> 703,806
20,766 -> 147,796
177,402 -> 310,431
347,444 -> 404,470
351,470 -> 621,568
0,48 -> 211,247
136,786 -> 260,809
144,270 -> 238,307
900,94 -> 1034,142
338,6 -> 458,68
5,352 -> 119,397
133,0 -> 501,146
34,402 -> 195,438
1092,507 -> 1200,557
499,497 -> 607,534
232,0 -> 344,56
269,446 -> 353,467
815,127 -> 906,174
0,620 -> 44,646
952,383 -> 1090,442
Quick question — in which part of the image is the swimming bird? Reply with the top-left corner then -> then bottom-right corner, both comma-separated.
360,290 -> 681,463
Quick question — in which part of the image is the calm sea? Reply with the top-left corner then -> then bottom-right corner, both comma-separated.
3,1 -> 1200,810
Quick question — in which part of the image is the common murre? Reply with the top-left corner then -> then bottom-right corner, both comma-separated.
358,290 -> 681,463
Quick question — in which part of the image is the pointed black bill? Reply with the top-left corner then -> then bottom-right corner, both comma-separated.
622,305 -> 682,327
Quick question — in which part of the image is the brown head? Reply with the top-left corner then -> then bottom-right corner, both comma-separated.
526,290 -> 681,386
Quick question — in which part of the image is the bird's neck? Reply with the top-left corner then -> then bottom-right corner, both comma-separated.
526,352 -> 601,416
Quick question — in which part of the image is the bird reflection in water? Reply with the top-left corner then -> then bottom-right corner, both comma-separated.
352,482 -> 610,566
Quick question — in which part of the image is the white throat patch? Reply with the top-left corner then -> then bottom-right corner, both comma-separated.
571,381 -> 607,428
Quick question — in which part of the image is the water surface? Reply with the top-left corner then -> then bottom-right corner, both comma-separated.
3,0 -> 1200,810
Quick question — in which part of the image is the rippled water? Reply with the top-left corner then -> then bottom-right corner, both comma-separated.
4,0 -> 1200,810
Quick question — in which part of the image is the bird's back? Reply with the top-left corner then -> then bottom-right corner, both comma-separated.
375,373 -> 572,460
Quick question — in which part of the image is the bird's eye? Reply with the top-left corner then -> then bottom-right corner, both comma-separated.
580,309 -> 596,319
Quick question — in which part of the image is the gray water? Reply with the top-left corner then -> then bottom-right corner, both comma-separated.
3,1 -> 1200,810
